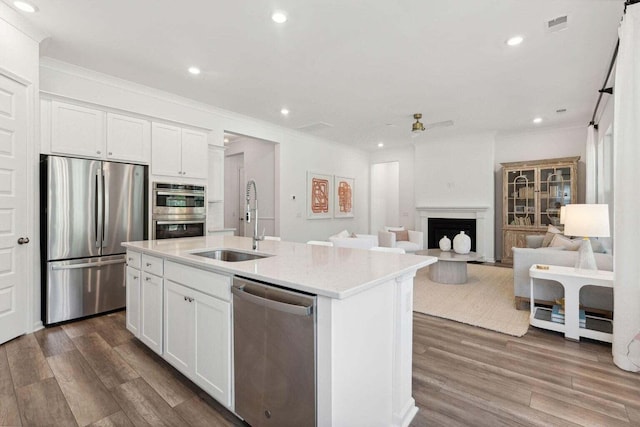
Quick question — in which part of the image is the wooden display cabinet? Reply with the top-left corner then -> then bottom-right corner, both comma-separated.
501,156 -> 579,263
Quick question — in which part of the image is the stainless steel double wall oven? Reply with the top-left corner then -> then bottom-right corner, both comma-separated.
152,182 -> 206,239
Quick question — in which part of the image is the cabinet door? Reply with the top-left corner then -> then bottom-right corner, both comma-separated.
126,267 -> 141,336
140,272 -> 163,355
164,281 -> 195,375
107,113 -> 150,163
193,290 -> 231,406
151,122 -> 182,177
181,129 -> 208,179
51,101 -> 105,158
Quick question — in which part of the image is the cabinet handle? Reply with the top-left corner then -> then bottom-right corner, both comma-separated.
97,150 -> 101,154
108,152 -> 113,155
146,263 -> 152,267
133,276 -> 139,280
128,257 -> 133,261
145,277 -> 151,281
188,297 -> 194,302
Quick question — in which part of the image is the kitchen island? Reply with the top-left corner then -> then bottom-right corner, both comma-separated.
123,235 -> 436,427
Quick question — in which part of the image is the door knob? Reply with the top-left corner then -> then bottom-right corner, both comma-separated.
17,237 -> 29,245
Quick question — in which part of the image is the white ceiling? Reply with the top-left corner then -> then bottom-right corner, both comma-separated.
9,0 -> 624,150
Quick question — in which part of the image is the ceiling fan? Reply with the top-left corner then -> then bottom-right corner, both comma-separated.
411,113 -> 453,136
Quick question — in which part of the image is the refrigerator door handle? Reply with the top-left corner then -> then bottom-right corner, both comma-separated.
95,170 -> 102,248
102,169 -> 108,248
50,258 -> 126,271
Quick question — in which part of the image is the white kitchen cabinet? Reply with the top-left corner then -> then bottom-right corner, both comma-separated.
125,266 -> 141,336
106,112 -> 150,163
51,100 -> 105,158
151,122 -> 208,179
140,254 -> 164,355
163,279 -> 231,406
162,261 -> 231,406
46,100 -> 151,163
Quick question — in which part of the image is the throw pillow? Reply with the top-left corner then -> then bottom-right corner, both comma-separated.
549,233 -> 582,251
541,224 -> 563,247
392,230 -> 409,241
384,226 -> 405,232
350,232 -> 358,238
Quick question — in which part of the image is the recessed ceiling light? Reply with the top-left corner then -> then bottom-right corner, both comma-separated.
14,1 -> 37,12
506,35 -> 524,46
377,142 -> 384,148
280,108 -> 289,116
533,117 -> 543,124
188,67 -> 201,75
272,11 -> 287,23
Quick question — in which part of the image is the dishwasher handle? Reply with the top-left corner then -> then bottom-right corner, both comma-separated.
232,285 -> 313,317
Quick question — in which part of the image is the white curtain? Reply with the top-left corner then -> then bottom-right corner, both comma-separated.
585,124 -> 598,203
613,3 -> 640,372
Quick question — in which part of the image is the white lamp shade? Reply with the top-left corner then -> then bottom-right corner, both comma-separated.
563,204 -> 610,237
559,206 -> 566,224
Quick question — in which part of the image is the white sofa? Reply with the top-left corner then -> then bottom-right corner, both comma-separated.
378,229 -> 423,253
329,233 -> 378,249
512,247 -> 613,312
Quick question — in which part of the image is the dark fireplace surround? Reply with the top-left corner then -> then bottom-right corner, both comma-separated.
428,218 -> 476,252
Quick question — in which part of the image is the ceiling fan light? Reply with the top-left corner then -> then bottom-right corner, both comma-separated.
412,120 -> 425,132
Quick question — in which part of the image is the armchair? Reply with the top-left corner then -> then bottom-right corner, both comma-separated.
378,227 -> 423,253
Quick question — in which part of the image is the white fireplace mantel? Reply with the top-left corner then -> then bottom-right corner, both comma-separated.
416,206 -> 495,263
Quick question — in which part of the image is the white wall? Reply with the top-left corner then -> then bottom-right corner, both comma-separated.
370,145 -> 415,231
413,133 -> 496,257
225,137 -> 277,237
494,126 -> 587,260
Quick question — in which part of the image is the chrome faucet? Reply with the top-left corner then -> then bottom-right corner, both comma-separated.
246,180 -> 262,250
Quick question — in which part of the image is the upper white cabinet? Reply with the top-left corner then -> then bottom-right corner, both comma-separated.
106,112 -> 150,163
45,99 -> 151,164
51,101 -> 105,158
151,122 -> 208,179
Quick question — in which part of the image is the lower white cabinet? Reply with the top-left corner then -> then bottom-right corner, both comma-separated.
125,266 -> 141,335
140,271 -> 163,355
164,279 -> 231,406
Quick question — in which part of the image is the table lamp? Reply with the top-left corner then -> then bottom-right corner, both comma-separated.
560,205 -> 566,225
563,204 -> 610,270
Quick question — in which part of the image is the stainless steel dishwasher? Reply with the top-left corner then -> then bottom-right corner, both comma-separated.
232,276 -> 316,427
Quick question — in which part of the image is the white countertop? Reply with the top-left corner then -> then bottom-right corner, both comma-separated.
207,228 -> 236,233
123,236 -> 436,299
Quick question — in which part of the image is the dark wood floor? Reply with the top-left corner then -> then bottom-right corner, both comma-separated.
1,310 -> 639,426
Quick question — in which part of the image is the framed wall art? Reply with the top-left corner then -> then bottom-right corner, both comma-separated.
307,172 -> 332,219
334,176 -> 354,218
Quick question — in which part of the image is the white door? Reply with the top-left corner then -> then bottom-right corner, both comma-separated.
51,101 -> 105,158
163,280 -> 194,375
125,266 -> 141,336
106,112 -> 150,163
0,73 -> 28,345
151,122 -> 182,177
140,272 -> 163,355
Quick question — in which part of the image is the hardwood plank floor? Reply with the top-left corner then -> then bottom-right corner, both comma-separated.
0,310 -> 638,426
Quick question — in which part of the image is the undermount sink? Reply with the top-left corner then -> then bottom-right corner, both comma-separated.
191,249 -> 272,262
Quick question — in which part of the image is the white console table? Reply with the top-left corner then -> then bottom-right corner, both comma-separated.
529,265 -> 614,342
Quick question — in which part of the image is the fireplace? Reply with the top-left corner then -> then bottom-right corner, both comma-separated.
428,218 -> 476,252
416,206 -> 493,262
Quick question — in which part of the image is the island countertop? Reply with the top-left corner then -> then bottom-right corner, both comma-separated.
123,236 -> 436,299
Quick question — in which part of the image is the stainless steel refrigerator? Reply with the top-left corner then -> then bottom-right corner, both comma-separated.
41,155 -> 146,325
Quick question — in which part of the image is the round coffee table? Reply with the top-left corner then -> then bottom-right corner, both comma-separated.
416,249 -> 479,284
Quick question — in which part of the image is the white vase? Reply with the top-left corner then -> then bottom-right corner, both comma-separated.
439,235 -> 451,251
453,231 -> 471,254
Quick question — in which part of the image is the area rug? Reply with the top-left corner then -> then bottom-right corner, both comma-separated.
413,263 -> 530,337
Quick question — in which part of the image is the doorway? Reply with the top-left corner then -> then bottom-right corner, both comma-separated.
370,161 -> 400,233
223,132 -> 279,238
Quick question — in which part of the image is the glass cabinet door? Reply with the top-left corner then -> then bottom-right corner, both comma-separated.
506,168 -> 536,227
539,166 -> 572,227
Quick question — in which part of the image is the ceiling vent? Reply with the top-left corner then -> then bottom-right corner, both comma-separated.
296,122 -> 333,133
546,15 -> 568,33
